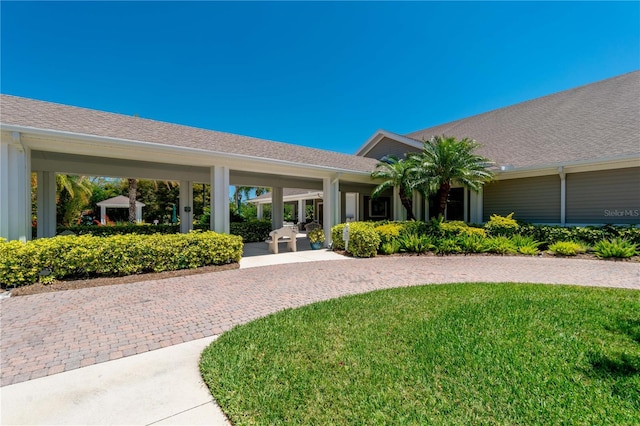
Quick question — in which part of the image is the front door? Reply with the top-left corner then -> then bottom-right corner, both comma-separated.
446,188 -> 464,221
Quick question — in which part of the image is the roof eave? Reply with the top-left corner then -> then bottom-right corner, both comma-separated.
354,129 -> 423,157
495,154 -> 640,180
1,123 -> 375,177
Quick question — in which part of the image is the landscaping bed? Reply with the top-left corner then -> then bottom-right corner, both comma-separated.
4,262 -> 239,297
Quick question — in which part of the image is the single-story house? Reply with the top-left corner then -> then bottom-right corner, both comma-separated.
1,71 -> 638,243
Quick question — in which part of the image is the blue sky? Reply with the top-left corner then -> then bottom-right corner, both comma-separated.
2,1 -> 638,154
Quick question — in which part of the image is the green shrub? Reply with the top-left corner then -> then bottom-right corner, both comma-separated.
229,220 -> 272,242
509,235 -> 541,255
441,221 -> 487,237
55,223 -> 180,237
518,245 -> 540,256
484,213 -> 519,237
485,236 -> 518,255
548,241 -> 587,256
440,221 -> 468,236
593,238 -> 638,259
400,220 -> 432,237
379,240 -> 400,255
0,231 -> 243,288
344,222 -> 380,258
331,224 -> 347,250
456,234 -> 491,254
398,233 -> 435,254
614,226 -> 640,245
375,223 -> 404,244
518,224 -> 640,248
436,238 -> 463,255
52,220 -> 272,243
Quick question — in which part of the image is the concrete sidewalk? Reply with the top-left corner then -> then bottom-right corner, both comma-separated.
239,237 -> 349,269
1,337 -> 229,425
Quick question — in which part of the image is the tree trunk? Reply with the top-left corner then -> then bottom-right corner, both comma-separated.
437,182 -> 451,218
128,178 -> 138,224
399,187 -> 416,221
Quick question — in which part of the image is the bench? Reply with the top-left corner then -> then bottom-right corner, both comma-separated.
267,226 -> 298,254
304,222 -> 321,232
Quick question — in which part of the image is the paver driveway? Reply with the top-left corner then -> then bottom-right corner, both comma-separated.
2,255 -> 639,386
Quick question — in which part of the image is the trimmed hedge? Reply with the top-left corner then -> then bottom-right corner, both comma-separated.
229,220 -> 272,243
47,220 -> 272,243
518,224 -> 640,247
0,231 -> 243,288
53,224 -> 180,236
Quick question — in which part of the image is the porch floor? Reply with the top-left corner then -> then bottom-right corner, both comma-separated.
240,232 -> 348,269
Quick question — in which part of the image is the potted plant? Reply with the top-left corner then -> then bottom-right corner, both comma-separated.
307,228 -> 325,250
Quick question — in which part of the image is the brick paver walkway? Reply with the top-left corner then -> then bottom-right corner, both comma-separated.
1,256 -> 638,386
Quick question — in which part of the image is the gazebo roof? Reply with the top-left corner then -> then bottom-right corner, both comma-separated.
96,195 -> 145,208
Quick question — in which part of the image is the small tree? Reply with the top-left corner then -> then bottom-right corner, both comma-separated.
370,155 -> 416,220
410,135 -> 494,218
56,174 -> 93,226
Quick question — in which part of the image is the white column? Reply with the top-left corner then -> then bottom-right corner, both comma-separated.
559,167 -> 566,226
463,189 -> 469,223
210,166 -> 230,234
297,199 -> 305,224
100,205 -> 107,225
424,194 -> 430,221
412,191 -> 422,221
323,177 -> 339,247
257,203 -> 263,220
271,187 -> 284,229
0,132 -> 31,242
393,186 -> 405,221
179,180 -> 194,233
36,171 -> 56,238
136,205 -> 144,223
471,188 -> 484,223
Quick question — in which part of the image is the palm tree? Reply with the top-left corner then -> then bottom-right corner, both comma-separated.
410,135 -> 494,218
56,174 -> 93,226
370,156 -> 416,220
128,178 -> 138,224
233,186 -> 269,212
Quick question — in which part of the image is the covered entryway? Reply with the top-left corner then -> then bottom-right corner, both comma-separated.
1,94 -> 380,245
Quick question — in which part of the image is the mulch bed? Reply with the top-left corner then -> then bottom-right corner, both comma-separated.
5,263 -> 239,297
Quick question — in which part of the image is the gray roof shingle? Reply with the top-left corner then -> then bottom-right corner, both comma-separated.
406,71 -> 640,169
0,94 -> 380,173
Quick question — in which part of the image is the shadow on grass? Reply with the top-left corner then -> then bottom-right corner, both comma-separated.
587,351 -> 640,377
585,316 -> 640,410
607,317 -> 640,344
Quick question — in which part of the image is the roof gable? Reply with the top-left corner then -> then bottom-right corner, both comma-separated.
360,71 -> 640,169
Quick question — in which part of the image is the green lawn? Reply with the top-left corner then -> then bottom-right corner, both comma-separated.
200,283 -> 640,425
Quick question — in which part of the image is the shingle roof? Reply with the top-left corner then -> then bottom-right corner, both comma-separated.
406,71 -> 640,169
95,195 -> 145,207
0,94 -> 380,173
